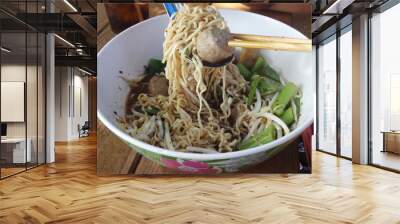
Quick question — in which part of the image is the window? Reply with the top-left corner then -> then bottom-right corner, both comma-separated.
0,1 -> 47,179
339,28 -> 352,158
317,36 -> 337,154
389,74 -> 400,130
370,2 -> 400,171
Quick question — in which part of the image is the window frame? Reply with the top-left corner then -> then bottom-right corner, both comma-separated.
367,0 -> 400,173
0,0 -> 47,180
315,22 -> 353,161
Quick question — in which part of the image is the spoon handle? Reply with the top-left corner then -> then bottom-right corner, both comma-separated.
163,3 -> 178,18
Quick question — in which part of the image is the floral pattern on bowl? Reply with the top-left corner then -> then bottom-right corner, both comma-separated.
160,157 -> 222,174
127,139 -> 294,173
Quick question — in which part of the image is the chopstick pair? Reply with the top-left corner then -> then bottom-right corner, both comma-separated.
228,33 -> 312,52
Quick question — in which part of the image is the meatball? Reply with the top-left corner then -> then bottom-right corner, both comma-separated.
148,76 -> 169,96
196,27 -> 234,64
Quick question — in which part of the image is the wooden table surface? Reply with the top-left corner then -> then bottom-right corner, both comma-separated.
97,3 -> 305,175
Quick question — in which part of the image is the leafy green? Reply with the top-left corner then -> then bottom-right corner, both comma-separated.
247,75 -> 262,105
238,125 -> 276,150
145,58 -> 165,75
260,63 -> 281,82
251,56 -> 266,73
236,63 -> 252,81
258,77 -> 281,96
271,82 -> 298,116
144,106 -> 160,115
280,107 -> 295,126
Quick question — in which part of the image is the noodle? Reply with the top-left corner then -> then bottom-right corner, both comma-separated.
161,5 -> 246,151
121,4 -> 301,152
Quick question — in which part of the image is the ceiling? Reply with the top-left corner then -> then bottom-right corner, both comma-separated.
311,0 -> 390,42
1,32 -> 45,64
0,0 -> 97,74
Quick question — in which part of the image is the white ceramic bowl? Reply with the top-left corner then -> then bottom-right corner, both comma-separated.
98,9 -> 314,173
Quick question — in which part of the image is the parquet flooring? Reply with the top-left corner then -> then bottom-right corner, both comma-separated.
0,135 -> 400,223
1,167 -> 25,178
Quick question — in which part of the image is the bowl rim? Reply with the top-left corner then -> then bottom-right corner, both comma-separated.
97,9 -> 314,161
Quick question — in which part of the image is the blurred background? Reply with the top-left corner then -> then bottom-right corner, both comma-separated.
0,0 -> 97,179
98,3 -> 311,49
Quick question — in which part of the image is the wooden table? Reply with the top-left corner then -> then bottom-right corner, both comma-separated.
381,131 -> 400,154
1,138 -> 32,164
97,3 -> 305,175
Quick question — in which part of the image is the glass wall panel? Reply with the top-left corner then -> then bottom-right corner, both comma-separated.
38,32 -> 45,165
339,29 -> 352,158
317,37 -> 337,154
26,0 -> 39,169
0,1 -> 46,179
1,30 -> 28,177
37,0 -> 46,166
27,30 -> 38,169
371,3 -> 400,171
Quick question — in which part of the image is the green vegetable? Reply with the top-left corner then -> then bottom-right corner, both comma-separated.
247,75 -> 262,105
236,63 -> 252,81
260,63 -> 280,82
145,58 -> 165,75
238,125 -> 276,150
271,82 -> 298,116
144,106 -> 160,115
294,96 -> 301,110
258,77 -> 281,95
280,107 -> 295,126
251,56 -> 266,73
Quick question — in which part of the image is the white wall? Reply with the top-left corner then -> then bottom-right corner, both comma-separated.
55,67 -> 69,141
72,73 -> 89,138
1,65 -> 33,138
1,63 -> 46,164
54,67 -> 89,141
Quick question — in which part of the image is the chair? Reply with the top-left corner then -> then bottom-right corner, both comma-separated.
79,121 -> 90,138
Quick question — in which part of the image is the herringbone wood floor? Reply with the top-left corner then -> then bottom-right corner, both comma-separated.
0,135 -> 399,224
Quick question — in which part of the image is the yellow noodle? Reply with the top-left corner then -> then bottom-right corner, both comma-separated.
122,4 -> 294,152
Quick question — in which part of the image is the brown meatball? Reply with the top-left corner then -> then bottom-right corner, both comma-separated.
148,76 -> 169,96
196,27 -> 234,64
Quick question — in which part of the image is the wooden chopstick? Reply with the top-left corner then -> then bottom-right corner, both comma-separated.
232,33 -> 311,45
228,39 -> 311,52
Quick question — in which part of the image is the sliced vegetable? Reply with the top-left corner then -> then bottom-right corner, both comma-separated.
294,96 -> 301,110
271,82 -> 298,116
238,124 -> 276,150
236,63 -> 252,81
252,90 -> 262,113
260,63 -> 280,82
144,106 -> 160,115
258,112 -> 290,136
251,56 -> 266,73
145,58 -> 165,74
258,77 -> 281,95
247,75 -> 262,105
280,107 -> 295,126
